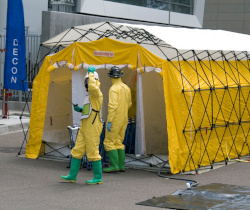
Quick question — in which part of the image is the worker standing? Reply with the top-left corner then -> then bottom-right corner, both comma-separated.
60,66 -> 103,184
103,66 -> 132,173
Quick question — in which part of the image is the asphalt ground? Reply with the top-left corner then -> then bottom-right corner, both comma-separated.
0,130 -> 250,210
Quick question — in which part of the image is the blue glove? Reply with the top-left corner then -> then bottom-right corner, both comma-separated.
74,104 -> 83,112
107,122 -> 112,132
88,66 -> 96,74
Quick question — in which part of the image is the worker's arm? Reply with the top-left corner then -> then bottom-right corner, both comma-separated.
107,87 -> 119,123
88,73 -> 102,99
128,88 -> 132,109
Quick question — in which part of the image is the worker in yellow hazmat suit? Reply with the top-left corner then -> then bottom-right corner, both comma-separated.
60,66 -> 103,184
103,66 -> 132,173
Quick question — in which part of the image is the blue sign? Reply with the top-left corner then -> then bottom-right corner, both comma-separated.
4,0 -> 27,91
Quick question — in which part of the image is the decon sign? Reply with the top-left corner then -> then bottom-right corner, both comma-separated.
4,0 -> 27,91
10,39 -> 19,84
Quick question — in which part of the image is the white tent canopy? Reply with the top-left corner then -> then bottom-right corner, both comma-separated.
123,23 -> 250,52
42,22 -> 250,61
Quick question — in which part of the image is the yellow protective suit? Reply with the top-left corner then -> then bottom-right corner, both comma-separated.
104,77 -> 132,151
71,73 -> 103,161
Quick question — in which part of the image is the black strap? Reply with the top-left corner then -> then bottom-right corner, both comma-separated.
92,109 -> 100,124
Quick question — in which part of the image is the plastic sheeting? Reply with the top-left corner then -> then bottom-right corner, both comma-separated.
137,183 -> 250,209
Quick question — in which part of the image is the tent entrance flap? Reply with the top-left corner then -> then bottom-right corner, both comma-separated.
142,71 -> 168,155
72,68 -> 87,126
41,63 -> 139,156
42,67 -> 72,144
41,64 -> 168,158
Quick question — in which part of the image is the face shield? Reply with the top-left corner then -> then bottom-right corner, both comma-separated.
85,77 -> 89,92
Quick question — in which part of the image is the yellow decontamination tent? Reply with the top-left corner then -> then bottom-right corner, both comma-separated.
25,22 -> 250,174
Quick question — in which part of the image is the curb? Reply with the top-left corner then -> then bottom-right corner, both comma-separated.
0,122 -> 29,135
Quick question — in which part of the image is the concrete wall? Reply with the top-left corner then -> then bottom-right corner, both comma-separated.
203,0 -> 250,35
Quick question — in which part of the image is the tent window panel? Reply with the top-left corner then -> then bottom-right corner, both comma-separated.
142,71 -> 168,155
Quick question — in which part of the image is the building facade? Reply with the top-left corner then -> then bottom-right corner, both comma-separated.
76,0 -> 205,28
42,0 -> 205,42
0,0 -> 48,35
203,0 -> 250,34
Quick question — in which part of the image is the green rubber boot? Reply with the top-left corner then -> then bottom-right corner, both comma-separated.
60,157 -> 81,182
86,160 -> 103,185
118,149 -> 125,172
103,150 -> 119,173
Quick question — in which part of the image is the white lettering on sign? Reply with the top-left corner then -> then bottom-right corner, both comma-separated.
94,51 -> 114,57
11,76 -> 17,83
11,39 -> 19,83
13,48 -> 18,56
12,58 -> 18,65
13,39 -> 18,46
11,67 -> 18,74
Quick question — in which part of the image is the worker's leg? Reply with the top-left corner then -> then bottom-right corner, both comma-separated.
60,124 -> 86,182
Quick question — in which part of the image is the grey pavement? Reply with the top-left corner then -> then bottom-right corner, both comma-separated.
0,114 -> 250,209
0,111 -> 30,135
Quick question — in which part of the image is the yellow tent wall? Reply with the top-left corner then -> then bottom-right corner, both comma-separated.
25,56 -> 51,159
163,59 -> 250,174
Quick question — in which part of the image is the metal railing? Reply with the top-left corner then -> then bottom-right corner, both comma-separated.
0,34 -> 41,101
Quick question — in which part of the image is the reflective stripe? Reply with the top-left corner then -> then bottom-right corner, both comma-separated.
81,93 -> 100,123
81,93 -> 92,119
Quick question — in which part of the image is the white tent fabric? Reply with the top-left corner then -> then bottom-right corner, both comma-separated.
72,69 -> 86,127
122,23 -> 250,52
135,69 -> 146,155
42,22 -> 250,61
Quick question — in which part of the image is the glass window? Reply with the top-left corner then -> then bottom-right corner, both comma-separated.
171,0 -> 193,14
105,0 -> 194,15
